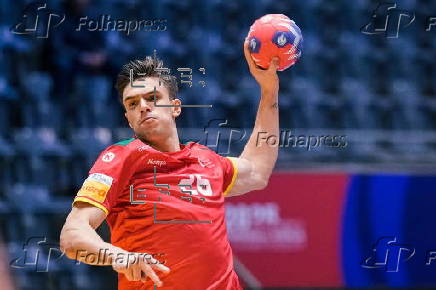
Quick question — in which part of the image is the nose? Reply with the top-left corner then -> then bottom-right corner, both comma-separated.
139,97 -> 152,112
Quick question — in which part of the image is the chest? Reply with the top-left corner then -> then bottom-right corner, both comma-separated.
124,153 -> 224,204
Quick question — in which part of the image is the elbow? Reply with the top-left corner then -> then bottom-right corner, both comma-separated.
60,228 -> 78,260
254,178 -> 269,190
252,166 -> 273,191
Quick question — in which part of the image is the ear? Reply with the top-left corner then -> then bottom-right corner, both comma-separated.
125,112 -> 133,128
171,98 -> 182,118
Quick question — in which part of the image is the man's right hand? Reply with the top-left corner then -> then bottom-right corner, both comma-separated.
111,249 -> 170,287
61,204 -> 170,286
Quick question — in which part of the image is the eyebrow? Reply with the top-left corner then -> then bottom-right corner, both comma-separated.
123,91 -> 162,103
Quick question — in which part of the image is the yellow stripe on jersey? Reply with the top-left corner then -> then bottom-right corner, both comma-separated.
223,157 -> 238,196
77,179 -> 110,203
73,196 -> 109,215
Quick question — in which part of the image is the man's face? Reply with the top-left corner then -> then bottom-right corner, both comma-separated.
122,77 -> 181,143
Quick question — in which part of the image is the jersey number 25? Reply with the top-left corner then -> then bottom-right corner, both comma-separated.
178,174 -> 213,196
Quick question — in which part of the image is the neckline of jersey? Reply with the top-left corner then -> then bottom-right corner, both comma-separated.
133,136 -> 193,156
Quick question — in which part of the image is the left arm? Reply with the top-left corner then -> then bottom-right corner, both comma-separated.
225,41 -> 280,197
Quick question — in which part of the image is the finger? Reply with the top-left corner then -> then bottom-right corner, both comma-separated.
152,262 -> 170,274
141,264 -> 163,287
144,256 -> 170,273
243,39 -> 256,70
124,268 -> 134,281
112,261 -> 128,273
140,271 -> 148,282
131,265 -> 141,282
268,57 -> 279,72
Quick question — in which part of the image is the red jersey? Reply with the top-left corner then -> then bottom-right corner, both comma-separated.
73,137 -> 242,290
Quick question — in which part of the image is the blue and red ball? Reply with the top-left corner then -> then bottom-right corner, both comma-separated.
247,14 -> 303,71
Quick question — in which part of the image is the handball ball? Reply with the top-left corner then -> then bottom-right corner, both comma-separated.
247,14 -> 303,71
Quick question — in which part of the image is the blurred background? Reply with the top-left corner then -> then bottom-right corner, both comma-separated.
0,0 -> 436,289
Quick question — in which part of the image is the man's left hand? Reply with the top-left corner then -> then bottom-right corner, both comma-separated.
243,40 -> 279,96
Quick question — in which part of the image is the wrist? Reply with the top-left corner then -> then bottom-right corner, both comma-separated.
260,87 -> 278,97
107,245 -> 127,263
93,243 -> 128,266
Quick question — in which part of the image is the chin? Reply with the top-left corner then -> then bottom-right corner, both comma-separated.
136,128 -> 161,141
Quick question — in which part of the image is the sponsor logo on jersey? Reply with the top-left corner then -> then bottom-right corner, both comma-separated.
77,173 -> 113,202
138,145 -> 148,152
198,157 -> 215,168
102,152 -> 115,162
88,173 -> 113,186
147,159 -> 167,167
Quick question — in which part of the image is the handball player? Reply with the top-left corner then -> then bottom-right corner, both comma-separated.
60,41 -> 280,290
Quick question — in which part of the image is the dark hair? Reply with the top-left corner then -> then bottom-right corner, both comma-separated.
115,56 -> 178,104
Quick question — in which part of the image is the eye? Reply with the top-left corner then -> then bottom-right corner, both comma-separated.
146,95 -> 156,102
129,101 -> 137,108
